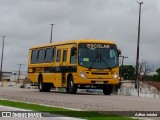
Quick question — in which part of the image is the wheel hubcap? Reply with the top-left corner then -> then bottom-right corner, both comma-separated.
39,81 -> 42,89
69,80 -> 73,90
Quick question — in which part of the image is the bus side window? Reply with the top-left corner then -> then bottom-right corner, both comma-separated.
31,49 -> 39,64
45,48 -> 54,62
63,50 -> 67,62
70,47 -> 77,64
38,49 -> 46,63
56,49 -> 61,62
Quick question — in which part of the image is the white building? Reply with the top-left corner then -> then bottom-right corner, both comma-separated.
10,71 -> 27,82
1,72 -> 12,81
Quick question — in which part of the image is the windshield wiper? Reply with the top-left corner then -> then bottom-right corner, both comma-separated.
88,50 -> 99,70
99,53 -> 112,71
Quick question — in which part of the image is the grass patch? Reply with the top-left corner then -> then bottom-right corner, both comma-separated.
0,99 -> 134,120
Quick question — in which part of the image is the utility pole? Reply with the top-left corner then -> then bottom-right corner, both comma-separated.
50,24 -> 54,43
0,36 -> 5,81
135,1 -> 143,97
119,56 -> 128,82
17,64 -> 24,83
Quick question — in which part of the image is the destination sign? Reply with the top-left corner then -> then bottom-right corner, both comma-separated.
87,44 -> 110,49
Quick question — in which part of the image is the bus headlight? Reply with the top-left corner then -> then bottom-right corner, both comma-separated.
80,71 -> 87,79
113,72 -> 119,79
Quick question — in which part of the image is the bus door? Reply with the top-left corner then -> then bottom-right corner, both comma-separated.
54,48 -> 62,87
62,49 -> 68,86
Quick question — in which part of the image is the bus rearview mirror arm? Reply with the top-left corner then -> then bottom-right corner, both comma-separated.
118,49 -> 121,56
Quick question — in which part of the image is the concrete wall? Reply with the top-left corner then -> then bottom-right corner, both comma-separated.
118,80 -> 160,98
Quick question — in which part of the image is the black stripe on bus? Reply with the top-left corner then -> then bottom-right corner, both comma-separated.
28,66 -> 77,73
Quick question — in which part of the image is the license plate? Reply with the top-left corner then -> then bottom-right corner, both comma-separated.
95,81 -> 103,84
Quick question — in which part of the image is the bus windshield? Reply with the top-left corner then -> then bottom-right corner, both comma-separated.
78,43 -> 119,69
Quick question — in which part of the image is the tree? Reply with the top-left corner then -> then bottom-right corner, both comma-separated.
156,68 -> 160,75
139,60 -> 154,76
152,68 -> 160,82
120,65 -> 135,80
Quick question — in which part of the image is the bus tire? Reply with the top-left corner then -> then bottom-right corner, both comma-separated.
67,77 -> 77,94
66,87 -> 69,93
38,76 -> 51,92
103,85 -> 113,95
45,84 -> 52,92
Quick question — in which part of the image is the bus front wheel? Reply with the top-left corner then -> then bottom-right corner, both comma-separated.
67,77 -> 77,94
103,85 -> 113,95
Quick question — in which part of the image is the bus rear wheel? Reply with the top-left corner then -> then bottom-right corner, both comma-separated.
38,76 -> 51,92
103,85 -> 113,95
67,77 -> 77,94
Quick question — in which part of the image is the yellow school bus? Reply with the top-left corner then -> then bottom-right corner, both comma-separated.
28,39 -> 120,95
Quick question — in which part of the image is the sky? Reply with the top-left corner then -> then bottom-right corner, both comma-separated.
0,0 -> 160,73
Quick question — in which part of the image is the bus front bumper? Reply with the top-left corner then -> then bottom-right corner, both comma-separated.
74,76 -> 119,85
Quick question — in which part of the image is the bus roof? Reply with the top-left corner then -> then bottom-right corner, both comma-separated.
30,39 -> 116,49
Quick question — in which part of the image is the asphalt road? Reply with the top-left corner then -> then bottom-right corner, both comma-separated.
0,87 -> 160,112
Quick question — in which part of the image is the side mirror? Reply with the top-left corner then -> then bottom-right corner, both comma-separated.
118,49 -> 121,56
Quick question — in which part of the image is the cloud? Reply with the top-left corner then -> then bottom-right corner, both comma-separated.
0,0 -> 160,72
